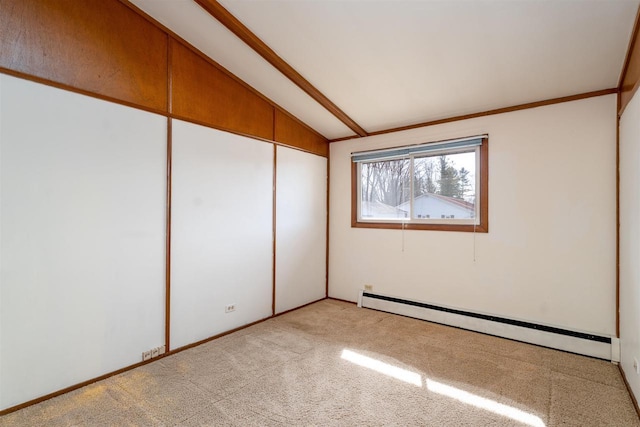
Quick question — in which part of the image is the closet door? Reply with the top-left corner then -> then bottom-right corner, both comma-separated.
0,75 -> 166,410
275,146 -> 327,314
171,119 -> 273,350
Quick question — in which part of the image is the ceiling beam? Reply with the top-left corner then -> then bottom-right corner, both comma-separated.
195,0 -> 368,137
618,3 -> 640,90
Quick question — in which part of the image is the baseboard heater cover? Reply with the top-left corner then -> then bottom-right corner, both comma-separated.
358,291 -> 616,361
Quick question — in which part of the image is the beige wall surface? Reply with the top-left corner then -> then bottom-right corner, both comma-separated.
329,94 -> 617,336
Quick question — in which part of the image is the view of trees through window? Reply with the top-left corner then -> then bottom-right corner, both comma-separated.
359,151 -> 476,220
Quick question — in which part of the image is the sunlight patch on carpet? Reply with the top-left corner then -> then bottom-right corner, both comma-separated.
340,349 -> 423,387
426,379 -> 546,427
341,348 -> 545,427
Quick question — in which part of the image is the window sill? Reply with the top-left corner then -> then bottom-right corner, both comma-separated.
351,220 -> 488,233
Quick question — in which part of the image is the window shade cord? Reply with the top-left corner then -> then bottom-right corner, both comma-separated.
473,221 -> 476,262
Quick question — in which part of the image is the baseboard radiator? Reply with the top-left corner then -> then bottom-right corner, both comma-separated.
358,291 -> 619,362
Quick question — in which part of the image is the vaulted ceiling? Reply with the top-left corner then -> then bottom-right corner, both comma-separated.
128,0 -> 639,140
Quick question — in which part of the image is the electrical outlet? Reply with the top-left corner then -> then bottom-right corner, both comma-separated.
364,284 -> 373,291
142,350 -> 152,362
225,304 -> 236,313
158,345 -> 166,355
151,347 -> 159,358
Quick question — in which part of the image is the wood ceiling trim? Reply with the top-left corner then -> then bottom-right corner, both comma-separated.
618,4 -> 640,89
194,0 -> 368,138
618,4 -> 640,116
331,88 -> 618,142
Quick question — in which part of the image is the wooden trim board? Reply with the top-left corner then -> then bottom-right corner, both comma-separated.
331,89 -> 617,142
193,0 -> 367,137
618,4 -> 640,115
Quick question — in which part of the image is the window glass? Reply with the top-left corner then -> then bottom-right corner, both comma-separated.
410,151 -> 476,221
360,159 -> 411,220
352,137 -> 488,232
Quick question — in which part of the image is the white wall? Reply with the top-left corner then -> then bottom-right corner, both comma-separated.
330,95 -> 617,336
0,73 -> 331,410
170,120 -> 273,350
0,75 -> 167,410
275,146 -> 327,314
620,89 -> 640,398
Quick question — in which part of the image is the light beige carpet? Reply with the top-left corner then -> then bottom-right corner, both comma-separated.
1,299 -> 639,426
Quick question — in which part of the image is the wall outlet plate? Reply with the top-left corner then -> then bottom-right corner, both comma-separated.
151,347 -> 159,358
158,345 -> 166,355
142,350 -> 152,361
225,304 -> 236,313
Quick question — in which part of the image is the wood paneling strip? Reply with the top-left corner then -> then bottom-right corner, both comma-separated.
0,0 -> 168,112
166,118 -> 173,352
619,5 -> 640,115
325,158 -> 330,297
170,39 -> 274,141
272,145 -> 277,317
616,92 -> 621,338
194,0 -> 368,137
274,109 -> 329,157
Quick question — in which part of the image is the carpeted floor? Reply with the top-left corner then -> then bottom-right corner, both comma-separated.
1,299 -> 639,426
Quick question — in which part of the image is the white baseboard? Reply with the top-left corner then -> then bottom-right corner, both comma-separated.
359,291 -> 616,361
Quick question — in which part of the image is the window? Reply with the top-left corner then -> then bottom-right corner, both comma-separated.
351,136 -> 488,232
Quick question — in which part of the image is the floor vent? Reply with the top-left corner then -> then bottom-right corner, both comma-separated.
358,291 -> 617,361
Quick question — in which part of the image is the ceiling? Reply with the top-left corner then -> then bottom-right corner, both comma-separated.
128,0 -> 639,141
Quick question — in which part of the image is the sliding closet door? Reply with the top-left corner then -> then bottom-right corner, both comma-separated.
275,146 -> 327,314
171,120 -> 273,350
0,75 -> 167,410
